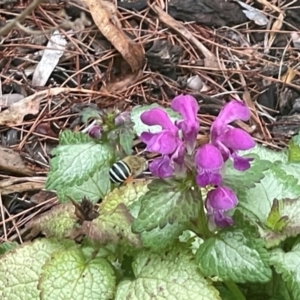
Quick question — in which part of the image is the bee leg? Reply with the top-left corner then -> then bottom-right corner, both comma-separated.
124,175 -> 134,184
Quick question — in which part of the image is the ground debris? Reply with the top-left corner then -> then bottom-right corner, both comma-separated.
168,0 -> 248,27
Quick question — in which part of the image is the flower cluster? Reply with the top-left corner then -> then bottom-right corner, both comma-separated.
140,95 -> 199,178
140,95 -> 255,228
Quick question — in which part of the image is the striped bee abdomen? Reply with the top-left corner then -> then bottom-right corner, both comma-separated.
109,160 -> 131,183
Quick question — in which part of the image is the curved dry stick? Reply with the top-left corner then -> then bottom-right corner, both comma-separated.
0,0 -> 44,37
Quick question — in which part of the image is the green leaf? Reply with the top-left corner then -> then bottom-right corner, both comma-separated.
79,107 -> 102,123
195,230 -> 272,283
0,241 -> 18,255
55,165 -> 111,203
141,222 -> 188,251
100,181 -> 150,213
46,131 -> 113,203
82,203 -> 142,248
58,130 -> 92,145
270,244 -> 300,300
281,162 -> 300,184
237,163 -> 300,224
223,157 -> 271,189
132,179 -> 199,233
0,238 -> 75,300
131,104 -> 181,136
288,132 -> 300,162
39,247 -> 116,300
25,203 -> 77,239
238,275 -> 292,300
119,128 -> 135,156
115,247 -> 221,300
261,197 -> 300,247
241,144 -> 288,163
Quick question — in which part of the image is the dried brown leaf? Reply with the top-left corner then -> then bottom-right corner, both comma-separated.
0,87 -> 97,126
101,70 -> 142,93
82,0 -> 144,72
0,93 -> 40,126
82,203 -> 142,247
0,182 -> 45,195
0,146 -> 34,176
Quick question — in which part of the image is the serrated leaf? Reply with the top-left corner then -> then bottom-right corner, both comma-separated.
270,245 -> 300,300
0,238 -> 75,300
132,179 -> 199,233
281,162 -> 300,184
119,128 -> 135,155
196,230 -> 272,283
82,203 -> 142,248
223,157 -> 270,189
25,203 -> 77,238
131,104 -> 181,136
0,241 -> 18,255
237,163 -> 300,224
46,133 -> 113,203
241,144 -> 288,163
115,247 -> 221,300
47,141 -> 111,187
58,130 -> 93,145
141,222 -> 188,251
101,181 -> 150,213
79,107 -> 102,123
55,165 -> 111,203
39,247 -> 116,300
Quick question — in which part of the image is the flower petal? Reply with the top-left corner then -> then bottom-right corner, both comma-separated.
171,142 -> 185,164
221,128 -> 255,151
141,108 -> 177,133
171,94 -> 199,121
195,144 -> 223,169
232,153 -> 254,171
149,156 -> 174,178
195,145 -> 224,187
216,100 -> 251,125
140,131 -> 179,154
213,211 -> 234,227
196,172 -> 222,187
206,186 -> 238,210
172,95 -> 199,153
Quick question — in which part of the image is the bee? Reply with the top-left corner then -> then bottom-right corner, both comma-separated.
109,155 -> 148,184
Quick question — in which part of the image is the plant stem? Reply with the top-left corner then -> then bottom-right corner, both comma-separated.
224,280 -> 246,300
194,186 -> 211,238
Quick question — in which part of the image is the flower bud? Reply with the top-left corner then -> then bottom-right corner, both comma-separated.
88,125 -> 102,139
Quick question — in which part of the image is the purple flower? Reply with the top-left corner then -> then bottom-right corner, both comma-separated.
205,186 -> 238,228
194,144 -> 223,187
211,100 -> 255,171
149,155 -> 174,178
171,95 -> 199,154
140,108 -> 183,178
140,95 -> 199,178
88,125 -> 102,139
